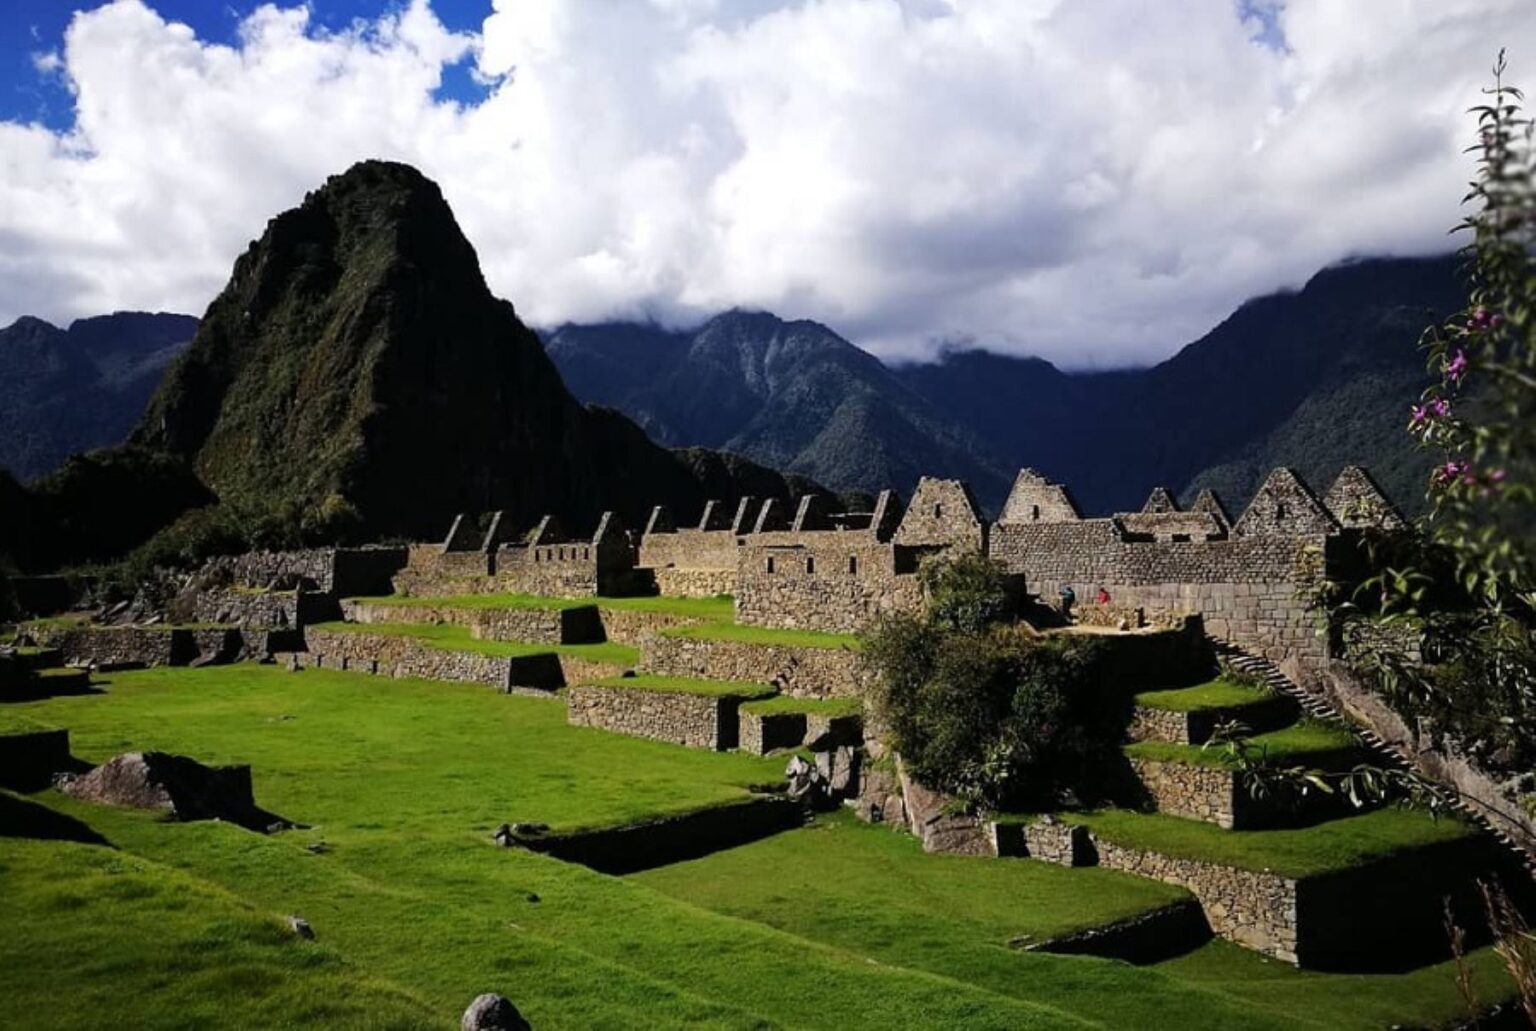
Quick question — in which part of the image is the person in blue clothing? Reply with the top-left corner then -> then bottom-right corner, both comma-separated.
1058,583 -> 1076,622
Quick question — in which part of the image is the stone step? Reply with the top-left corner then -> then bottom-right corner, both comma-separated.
1128,697 -> 1300,746
12,646 -> 64,671
1209,638 -> 1536,876
566,675 -> 774,751
737,698 -> 863,755
1013,808 -> 1518,970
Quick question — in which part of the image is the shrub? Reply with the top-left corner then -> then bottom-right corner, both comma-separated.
864,554 -> 1117,810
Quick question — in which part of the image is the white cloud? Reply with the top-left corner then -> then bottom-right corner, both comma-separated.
0,0 -> 1530,367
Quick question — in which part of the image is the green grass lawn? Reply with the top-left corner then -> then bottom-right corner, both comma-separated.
635,811 -> 1507,1031
1135,679 -> 1272,711
660,622 -> 862,650
738,694 -> 863,717
0,836 -> 437,1029
1064,807 -> 1478,878
308,621 -> 638,667
1126,720 -> 1364,770
586,674 -> 776,699
345,593 -> 736,623
347,592 -> 596,611
596,595 -> 735,621
0,664 -> 1512,1029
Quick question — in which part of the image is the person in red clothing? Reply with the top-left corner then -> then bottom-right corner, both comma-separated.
1095,586 -> 1111,605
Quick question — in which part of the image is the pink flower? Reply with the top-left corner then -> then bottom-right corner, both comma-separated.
1444,350 -> 1469,384
1410,403 -> 1428,427
1430,398 -> 1451,419
1432,460 -> 1468,489
1489,468 -> 1508,483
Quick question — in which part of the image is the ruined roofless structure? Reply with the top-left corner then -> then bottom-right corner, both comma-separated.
402,464 -> 1404,671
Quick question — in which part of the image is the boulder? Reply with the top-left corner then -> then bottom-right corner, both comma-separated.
814,745 -> 860,800
462,992 -> 531,1031
56,751 -> 275,831
896,756 -> 991,856
785,755 -> 832,810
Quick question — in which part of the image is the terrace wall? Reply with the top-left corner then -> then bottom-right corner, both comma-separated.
302,627 -> 561,692
566,684 -> 740,750
653,568 -> 736,598
641,634 -> 866,699
1092,839 -> 1300,962
189,589 -> 335,629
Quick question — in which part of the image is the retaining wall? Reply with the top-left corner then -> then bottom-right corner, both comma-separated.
652,568 -> 736,598
513,797 -> 803,874
566,684 -> 744,750
641,635 -> 866,699
1092,838 -> 1300,962
0,729 -> 72,790
1127,696 -> 1298,746
302,628 -> 562,692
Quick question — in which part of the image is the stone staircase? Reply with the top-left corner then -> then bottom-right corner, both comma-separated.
1211,639 -> 1536,875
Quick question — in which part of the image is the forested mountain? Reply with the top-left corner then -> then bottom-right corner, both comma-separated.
544,312 -> 1015,504
0,311 -> 196,481
553,256 -> 1462,514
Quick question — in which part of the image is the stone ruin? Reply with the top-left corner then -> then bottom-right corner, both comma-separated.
382,464 -> 1406,674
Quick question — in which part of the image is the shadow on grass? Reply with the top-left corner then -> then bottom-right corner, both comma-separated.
0,791 -> 112,847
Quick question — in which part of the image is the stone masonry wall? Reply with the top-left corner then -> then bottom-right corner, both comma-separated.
473,606 -> 602,644
641,635 -> 866,699
1130,757 -> 1244,829
1093,838 -> 1299,962
735,539 -> 924,633
991,523 -> 1330,665
302,628 -> 548,691
53,627 -> 180,667
190,589 -> 333,629
566,684 -> 736,749
653,567 -> 736,598
594,608 -> 702,646
638,529 -> 743,571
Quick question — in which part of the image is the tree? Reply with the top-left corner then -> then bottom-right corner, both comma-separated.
863,553 -> 1117,810
1343,51 -> 1536,800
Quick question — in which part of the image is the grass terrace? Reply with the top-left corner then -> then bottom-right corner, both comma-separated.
347,592 -> 596,611
345,592 -> 736,622
585,674 -> 776,699
1135,679 -> 1272,711
660,621 -> 862,650
1126,720 -> 1366,770
634,811 -> 1506,1031
738,694 -> 863,717
1063,807 -> 1478,879
0,663 -> 1515,1029
308,621 -> 638,667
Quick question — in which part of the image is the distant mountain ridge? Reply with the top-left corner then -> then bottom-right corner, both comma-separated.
551,255 -> 1463,514
4,161 -> 821,572
543,312 -> 1015,504
1,253 -> 1463,525
0,311 -> 197,481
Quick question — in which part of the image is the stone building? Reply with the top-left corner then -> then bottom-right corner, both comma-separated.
987,466 -> 1403,668
395,510 -> 637,598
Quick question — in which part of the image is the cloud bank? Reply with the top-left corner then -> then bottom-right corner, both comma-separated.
1,0 -> 1530,366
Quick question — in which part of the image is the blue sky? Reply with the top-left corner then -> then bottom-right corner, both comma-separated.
1,0 -> 494,127
0,1 -> 1526,366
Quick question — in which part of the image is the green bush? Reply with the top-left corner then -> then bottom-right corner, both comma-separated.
864,555 -> 1117,810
